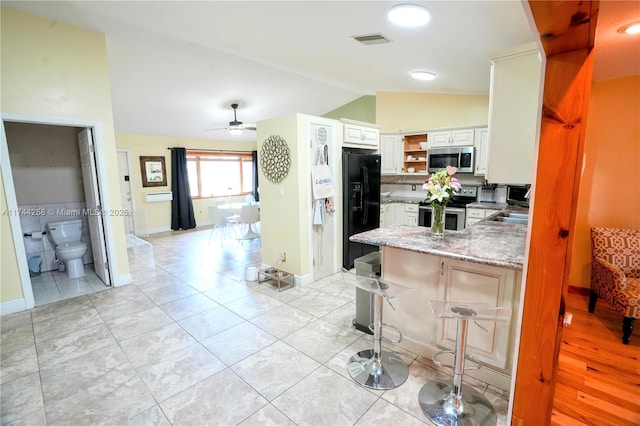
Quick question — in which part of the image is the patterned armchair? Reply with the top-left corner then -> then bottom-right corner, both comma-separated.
589,227 -> 640,344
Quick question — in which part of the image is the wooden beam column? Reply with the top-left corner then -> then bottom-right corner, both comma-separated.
512,1 -> 598,424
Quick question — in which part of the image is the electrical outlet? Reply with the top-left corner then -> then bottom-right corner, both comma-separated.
280,251 -> 286,262
412,184 -> 417,191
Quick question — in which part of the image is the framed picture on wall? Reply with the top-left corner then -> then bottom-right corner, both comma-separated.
140,156 -> 167,187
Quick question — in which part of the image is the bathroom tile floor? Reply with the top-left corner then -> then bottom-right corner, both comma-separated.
1,227 -> 509,425
30,265 -> 110,306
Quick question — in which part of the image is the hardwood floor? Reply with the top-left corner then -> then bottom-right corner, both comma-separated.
551,288 -> 640,426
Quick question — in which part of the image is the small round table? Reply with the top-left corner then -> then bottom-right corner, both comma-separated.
346,273 -> 410,390
418,301 -> 511,426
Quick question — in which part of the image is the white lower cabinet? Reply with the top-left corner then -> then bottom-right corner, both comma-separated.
380,205 -> 388,227
466,207 -> 500,227
386,203 -> 405,225
403,204 -> 419,226
380,247 -> 521,389
381,203 -> 419,226
437,258 -> 518,369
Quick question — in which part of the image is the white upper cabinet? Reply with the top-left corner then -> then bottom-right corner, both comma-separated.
379,134 -> 403,175
486,43 -> 543,184
428,131 -> 452,147
341,119 -> 380,149
428,129 -> 475,148
474,127 -> 489,176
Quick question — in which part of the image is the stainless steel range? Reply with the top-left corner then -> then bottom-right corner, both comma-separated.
418,186 -> 477,230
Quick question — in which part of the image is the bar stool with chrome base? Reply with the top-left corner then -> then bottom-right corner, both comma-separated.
418,301 -> 511,426
346,274 -> 410,390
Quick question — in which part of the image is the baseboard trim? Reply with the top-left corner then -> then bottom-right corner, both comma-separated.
0,298 -> 27,315
146,226 -> 172,235
296,273 -> 314,286
568,285 -> 590,296
113,273 -> 133,287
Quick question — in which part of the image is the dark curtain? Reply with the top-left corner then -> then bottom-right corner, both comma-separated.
170,147 -> 196,230
252,150 -> 260,202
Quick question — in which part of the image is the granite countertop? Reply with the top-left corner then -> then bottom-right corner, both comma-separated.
350,216 -> 527,270
381,197 -> 423,204
467,202 -> 509,210
382,200 -> 511,209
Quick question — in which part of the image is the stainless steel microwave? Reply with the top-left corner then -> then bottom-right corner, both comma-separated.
506,184 -> 531,207
427,147 -> 474,173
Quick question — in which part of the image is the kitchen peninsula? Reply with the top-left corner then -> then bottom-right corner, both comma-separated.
349,215 -> 528,390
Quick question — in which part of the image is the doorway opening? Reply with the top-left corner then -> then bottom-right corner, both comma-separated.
1,116 -> 116,309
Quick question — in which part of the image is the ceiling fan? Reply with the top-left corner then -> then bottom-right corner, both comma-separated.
208,103 -> 256,136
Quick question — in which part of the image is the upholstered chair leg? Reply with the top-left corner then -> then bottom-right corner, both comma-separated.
622,317 -> 635,344
588,290 -> 598,313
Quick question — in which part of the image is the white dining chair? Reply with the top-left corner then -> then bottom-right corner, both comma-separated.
239,204 -> 260,240
208,205 -> 236,244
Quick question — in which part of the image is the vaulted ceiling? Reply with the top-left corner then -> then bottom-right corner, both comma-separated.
4,1 -> 639,141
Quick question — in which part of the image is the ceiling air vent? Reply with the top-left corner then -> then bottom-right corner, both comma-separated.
352,33 -> 391,45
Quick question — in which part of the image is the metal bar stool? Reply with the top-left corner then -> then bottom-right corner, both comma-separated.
419,301 -> 511,426
346,273 -> 410,390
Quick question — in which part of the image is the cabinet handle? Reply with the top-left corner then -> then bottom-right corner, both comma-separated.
440,262 -> 444,276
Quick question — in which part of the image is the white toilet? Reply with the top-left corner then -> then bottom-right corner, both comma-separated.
46,219 -> 88,279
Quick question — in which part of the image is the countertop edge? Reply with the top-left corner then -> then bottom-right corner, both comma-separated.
350,218 -> 527,271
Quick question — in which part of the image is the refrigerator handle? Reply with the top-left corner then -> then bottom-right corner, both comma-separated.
361,166 -> 369,225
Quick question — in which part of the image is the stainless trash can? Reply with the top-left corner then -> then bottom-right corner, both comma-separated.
353,251 -> 381,335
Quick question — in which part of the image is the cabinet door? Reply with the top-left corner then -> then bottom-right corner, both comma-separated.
486,45 -> 542,184
466,208 -> 485,220
484,209 -> 500,218
380,134 -> 402,175
474,128 -> 489,175
343,124 -> 363,144
466,217 -> 482,227
389,204 -> 404,225
362,127 -> 380,148
380,205 -> 389,227
466,208 -> 485,227
344,124 -> 379,149
451,129 -> 474,146
428,131 -> 451,148
403,204 -> 419,226
437,259 -> 516,369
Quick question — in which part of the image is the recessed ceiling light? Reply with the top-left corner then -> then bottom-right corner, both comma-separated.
388,4 -> 431,27
411,71 -> 436,81
618,21 -> 640,34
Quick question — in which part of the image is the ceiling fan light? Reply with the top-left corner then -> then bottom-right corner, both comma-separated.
229,127 -> 243,136
388,4 -> 431,27
411,71 -> 436,81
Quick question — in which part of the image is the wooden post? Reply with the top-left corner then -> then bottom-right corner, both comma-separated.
511,2 -> 598,424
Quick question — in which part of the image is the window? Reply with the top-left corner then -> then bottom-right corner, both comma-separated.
186,151 -> 254,199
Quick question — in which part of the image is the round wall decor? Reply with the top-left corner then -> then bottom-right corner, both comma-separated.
260,135 -> 292,184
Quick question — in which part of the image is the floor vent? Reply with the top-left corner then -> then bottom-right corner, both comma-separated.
352,33 -> 391,45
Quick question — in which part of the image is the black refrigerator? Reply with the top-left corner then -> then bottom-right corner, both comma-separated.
342,151 -> 381,269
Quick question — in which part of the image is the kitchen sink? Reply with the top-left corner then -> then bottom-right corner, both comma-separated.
488,212 -> 529,225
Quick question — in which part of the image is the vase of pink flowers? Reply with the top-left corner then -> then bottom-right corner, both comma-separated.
422,166 -> 461,238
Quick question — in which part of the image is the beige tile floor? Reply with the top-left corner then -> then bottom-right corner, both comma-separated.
0,228 -> 509,425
